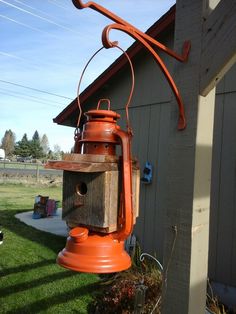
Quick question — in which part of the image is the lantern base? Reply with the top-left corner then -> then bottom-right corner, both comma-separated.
57,227 -> 131,273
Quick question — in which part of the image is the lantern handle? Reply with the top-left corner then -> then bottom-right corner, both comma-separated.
76,44 -> 135,134
112,128 -> 133,241
76,46 -> 103,130
96,98 -> 111,110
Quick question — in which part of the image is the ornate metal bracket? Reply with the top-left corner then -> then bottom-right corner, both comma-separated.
72,0 -> 191,130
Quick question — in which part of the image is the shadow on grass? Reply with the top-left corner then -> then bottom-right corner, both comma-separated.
1,209 -> 66,253
0,258 -> 55,277
6,281 -> 100,314
0,270 -> 76,297
1,209 -> 100,313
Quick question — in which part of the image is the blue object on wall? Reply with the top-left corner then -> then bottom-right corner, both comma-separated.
141,161 -> 153,184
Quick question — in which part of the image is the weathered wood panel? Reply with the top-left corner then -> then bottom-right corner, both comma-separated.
63,170 -> 119,232
62,161 -> 140,233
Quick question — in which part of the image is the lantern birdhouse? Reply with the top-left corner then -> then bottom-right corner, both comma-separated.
45,0 -> 191,274
46,98 -> 140,273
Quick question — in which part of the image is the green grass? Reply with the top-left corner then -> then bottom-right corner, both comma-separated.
0,183 -> 99,314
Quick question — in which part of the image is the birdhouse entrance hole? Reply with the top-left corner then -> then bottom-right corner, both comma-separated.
76,182 -> 87,196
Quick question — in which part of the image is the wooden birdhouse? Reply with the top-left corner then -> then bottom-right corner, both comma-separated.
58,153 -> 139,233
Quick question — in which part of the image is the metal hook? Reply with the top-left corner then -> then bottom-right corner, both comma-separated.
102,23 -> 187,129
72,0 -> 191,130
72,0 -> 90,9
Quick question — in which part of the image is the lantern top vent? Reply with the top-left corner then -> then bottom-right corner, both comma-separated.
85,109 -> 120,123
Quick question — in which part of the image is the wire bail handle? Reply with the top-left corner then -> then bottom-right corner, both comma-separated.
96,98 -> 111,110
76,44 -> 135,135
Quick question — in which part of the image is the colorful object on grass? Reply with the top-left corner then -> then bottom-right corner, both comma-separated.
32,195 -> 58,219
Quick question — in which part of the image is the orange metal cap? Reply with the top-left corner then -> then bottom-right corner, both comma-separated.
85,109 -> 120,122
57,227 -> 131,273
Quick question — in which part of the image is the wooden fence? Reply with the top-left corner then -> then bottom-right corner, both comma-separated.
0,161 -> 62,182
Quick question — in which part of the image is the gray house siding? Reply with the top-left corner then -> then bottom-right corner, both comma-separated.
81,26 -> 236,287
209,72 -> 236,287
118,103 -> 171,260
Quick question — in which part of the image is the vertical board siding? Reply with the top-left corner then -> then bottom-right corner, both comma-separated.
117,102 -> 170,259
209,91 -> 236,287
224,62 -> 236,93
142,105 -> 161,254
216,92 -> 236,286
153,103 -> 171,260
117,66 -> 236,287
208,95 -> 224,280
132,106 -> 150,248
80,37 -> 236,288
133,106 -> 150,248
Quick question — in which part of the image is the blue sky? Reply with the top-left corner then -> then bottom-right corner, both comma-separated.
0,0 -> 175,152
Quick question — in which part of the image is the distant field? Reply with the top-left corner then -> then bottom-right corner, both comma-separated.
0,161 -> 44,170
0,161 -> 62,185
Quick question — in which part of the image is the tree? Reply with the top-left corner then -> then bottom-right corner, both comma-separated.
30,130 -> 43,159
14,131 -> 45,159
52,144 -> 62,160
40,134 -> 49,155
47,149 -> 54,160
29,141 -> 43,159
1,130 -> 16,156
14,133 -> 31,157
32,130 -> 40,142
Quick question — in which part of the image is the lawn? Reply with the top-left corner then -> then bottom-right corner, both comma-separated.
0,183 -> 99,314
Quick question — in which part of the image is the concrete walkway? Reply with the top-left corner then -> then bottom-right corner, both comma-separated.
15,208 -> 68,237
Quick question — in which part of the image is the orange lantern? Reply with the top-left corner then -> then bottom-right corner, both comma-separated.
46,47 -> 140,273
47,0 -> 191,273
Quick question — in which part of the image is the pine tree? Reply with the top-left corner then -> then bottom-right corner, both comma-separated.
1,130 -> 16,157
32,130 -> 40,142
14,133 -> 31,157
30,130 -> 43,159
